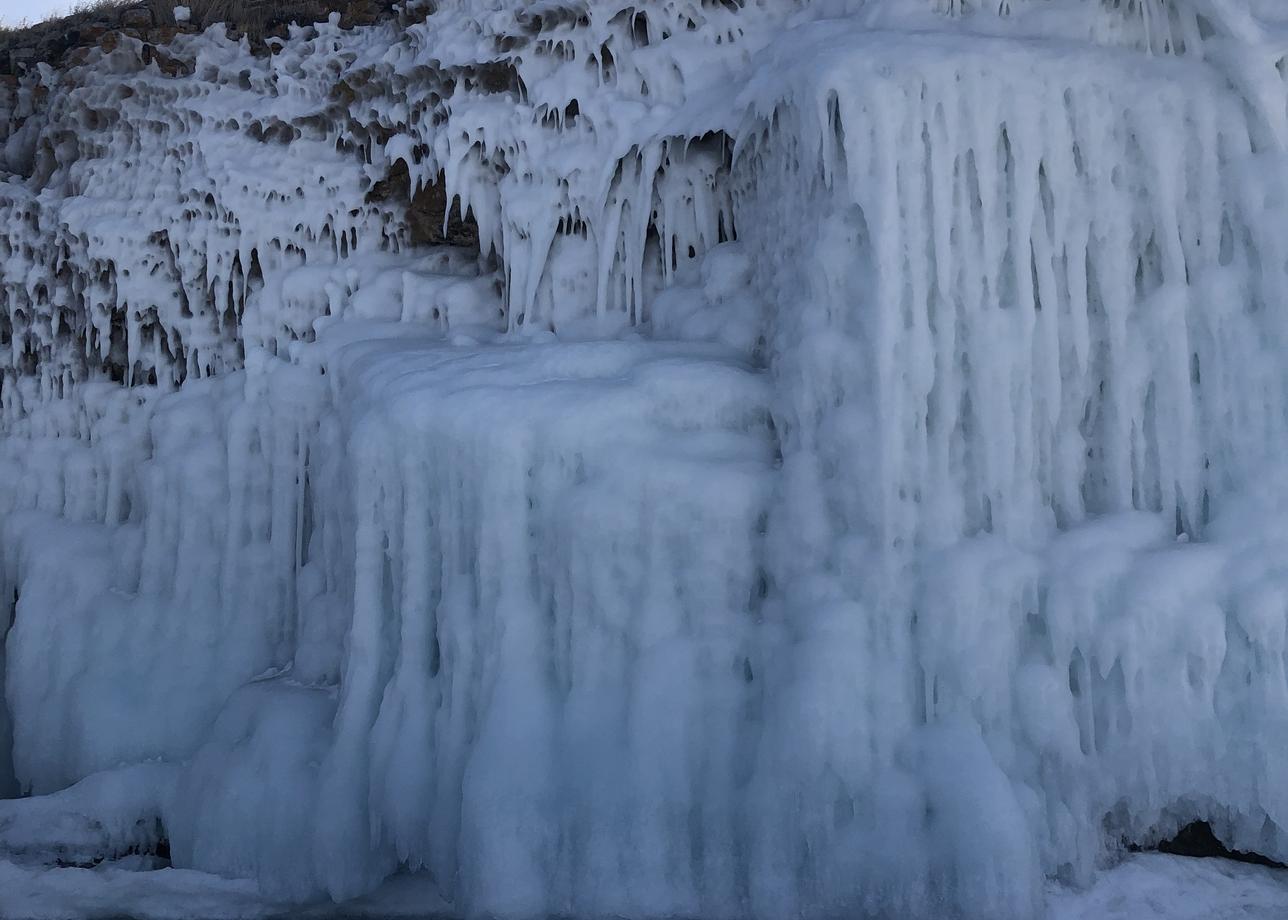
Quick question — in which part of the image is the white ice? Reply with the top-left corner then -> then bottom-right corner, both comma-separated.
3,853 -> 1286,920
1,0 -> 1288,918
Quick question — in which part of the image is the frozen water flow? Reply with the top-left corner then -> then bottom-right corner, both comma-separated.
2,0 -> 1288,917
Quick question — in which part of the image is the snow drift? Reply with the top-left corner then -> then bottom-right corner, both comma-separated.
3,0 -> 1288,917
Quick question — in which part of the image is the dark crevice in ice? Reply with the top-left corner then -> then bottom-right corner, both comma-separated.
1131,820 -> 1287,870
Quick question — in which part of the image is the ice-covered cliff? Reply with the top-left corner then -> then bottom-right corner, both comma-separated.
2,0 -> 1288,917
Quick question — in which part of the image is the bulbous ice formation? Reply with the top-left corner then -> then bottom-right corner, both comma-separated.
2,0 -> 1288,918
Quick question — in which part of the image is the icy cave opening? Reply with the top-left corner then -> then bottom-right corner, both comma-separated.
1135,820 -> 1288,869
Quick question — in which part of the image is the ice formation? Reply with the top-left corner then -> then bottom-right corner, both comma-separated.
3,0 -> 1288,917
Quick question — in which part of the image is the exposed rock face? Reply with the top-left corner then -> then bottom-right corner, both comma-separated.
366,161 -> 480,250
0,0 -> 761,407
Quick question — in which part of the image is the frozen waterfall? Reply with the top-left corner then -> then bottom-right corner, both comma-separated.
2,0 -> 1288,917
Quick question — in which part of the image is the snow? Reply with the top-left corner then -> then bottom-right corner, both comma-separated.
0,852 -> 1285,919
285,872 -> 452,918
0,763 -> 175,867
2,0 -> 1288,918
1047,853 -> 1288,920
0,859 -> 289,920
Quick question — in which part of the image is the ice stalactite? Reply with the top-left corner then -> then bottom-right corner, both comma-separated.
0,23 -> 408,417
733,14 -> 1288,911
0,362 -> 330,791
301,335 -> 773,911
355,0 -> 764,331
739,26 -> 1276,552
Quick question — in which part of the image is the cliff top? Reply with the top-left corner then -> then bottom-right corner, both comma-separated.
0,0 -> 399,75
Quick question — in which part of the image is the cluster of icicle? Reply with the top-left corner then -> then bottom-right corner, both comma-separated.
6,0 -> 1281,406
0,0 -> 780,418
3,1 -> 1288,919
0,24 -> 415,423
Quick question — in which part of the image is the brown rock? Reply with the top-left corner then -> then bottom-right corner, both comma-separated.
121,8 -> 152,29
367,161 -> 480,249
331,79 -> 357,105
154,49 -> 191,77
341,0 -> 381,28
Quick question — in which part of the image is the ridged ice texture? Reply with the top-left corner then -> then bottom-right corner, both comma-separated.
3,1 -> 1288,919
9,0 -> 1281,409
303,334 -> 773,911
0,0 -> 796,411
740,26 -> 1283,552
338,0 -> 786,330
734,12 -> 1288,909
0,362 -> 327,791
0,22 -> 406,417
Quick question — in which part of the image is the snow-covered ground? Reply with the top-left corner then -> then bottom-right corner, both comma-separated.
2,854 -> 1286,919
0,859 -> 287,920
1047,854 -> 1288,920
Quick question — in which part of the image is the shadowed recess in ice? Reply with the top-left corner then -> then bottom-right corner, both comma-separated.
2,1 -> 1288,918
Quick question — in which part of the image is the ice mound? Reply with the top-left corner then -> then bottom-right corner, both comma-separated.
0,763 -> 175,867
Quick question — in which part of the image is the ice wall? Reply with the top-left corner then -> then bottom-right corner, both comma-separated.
733,23 -> 1288,907
0,363 -> 327,790
3,0 -> 1288,918
741,21 -> 1288,549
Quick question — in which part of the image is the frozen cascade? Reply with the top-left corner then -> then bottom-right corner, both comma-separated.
734,29 -> 1288,916
1,0 -> 1288,918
